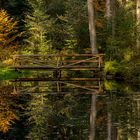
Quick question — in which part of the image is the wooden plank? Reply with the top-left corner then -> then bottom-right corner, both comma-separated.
59,66 -> 100,68
15,85 -> 100,89
0,91 -> 105,95
14,60 -> 100,63
12,77 -> 101,82
16,91 -> 101,95
13,53 -> 104,57
10,66 -> 103,70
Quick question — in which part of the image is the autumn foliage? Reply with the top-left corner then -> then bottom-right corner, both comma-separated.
0,9 -> 21,59
0,96 -> 18,133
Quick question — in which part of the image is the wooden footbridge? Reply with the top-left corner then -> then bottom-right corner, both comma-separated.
11,54 -> 104,70
10,54 -> 104,94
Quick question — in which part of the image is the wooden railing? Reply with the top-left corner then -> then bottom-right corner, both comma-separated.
13,80 -> 103,94
11,54 -> 104,70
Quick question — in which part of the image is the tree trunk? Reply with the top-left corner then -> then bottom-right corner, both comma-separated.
87,0 -> 98,54
87,0 -> 98,140
107,113 -> 112,140
89,94 -> 96,140
137,0 -> 140,28
136,0 -> 140,48
111,0 -> 116,39
138,129 -> 140,140
106,0 -> 111,28
112,125 -> 118,140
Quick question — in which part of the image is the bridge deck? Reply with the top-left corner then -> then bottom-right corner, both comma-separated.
13,77 -> 101,82
11,66 -> 103,70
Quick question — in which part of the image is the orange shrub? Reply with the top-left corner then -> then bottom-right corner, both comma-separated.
0,9 -> 21,59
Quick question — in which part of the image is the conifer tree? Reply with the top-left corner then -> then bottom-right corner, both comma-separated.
64,0 -> 89,53
23,0 -> 52,54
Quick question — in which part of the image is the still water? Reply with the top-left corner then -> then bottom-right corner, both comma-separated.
0,80 -> 139,140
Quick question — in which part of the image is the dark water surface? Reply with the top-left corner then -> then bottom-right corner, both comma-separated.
0,80 -> 140,140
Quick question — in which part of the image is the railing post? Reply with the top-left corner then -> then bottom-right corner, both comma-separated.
13,55 -> 16,67
98,55 -> 101,69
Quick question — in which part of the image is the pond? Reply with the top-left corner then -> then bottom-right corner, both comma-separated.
0,80 -> 139,140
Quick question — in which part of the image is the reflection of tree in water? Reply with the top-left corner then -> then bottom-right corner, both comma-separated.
95,97 -> 108,140
91,87 -> 140,140
26,93 -> 53,140
0,79 -> 140,140
0,76 -> 98,139
121,95 -> 140,140
26,90 -> 90,140
0,82 -> 19,133
0,82 -> 29,140
106,91 -> 139,140
46,93 -> 90,140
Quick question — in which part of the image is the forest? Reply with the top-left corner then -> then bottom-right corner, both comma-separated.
0,0 -> 140,140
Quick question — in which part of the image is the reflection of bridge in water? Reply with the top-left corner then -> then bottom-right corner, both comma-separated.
1,83 -> 140,139
12,80 -> 103,95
